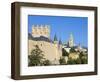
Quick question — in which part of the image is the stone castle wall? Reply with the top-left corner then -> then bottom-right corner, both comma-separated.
29,24 -> 63,64
28,40 -> 62,64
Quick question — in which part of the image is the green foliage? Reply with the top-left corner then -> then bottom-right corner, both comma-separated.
43,60 -> 51,66
81,58 -> 87,64
81,56 -> 88,64
67,58 -> 76,64
62,48 -> 69,56
70,47 -> 76,53
28,45 -> 45,66
79,52 -> 84,58
79,52 -> 88,64
75,58 -> 81,64
59,57 -> 67,65
67,58 -> 81,64
28,45 -> 53,66
67,51 -> 88,65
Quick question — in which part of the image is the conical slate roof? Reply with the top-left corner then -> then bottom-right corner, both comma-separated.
54,34 -> 57,41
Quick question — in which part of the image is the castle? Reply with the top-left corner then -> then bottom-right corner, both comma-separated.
28,25 -> 62,65
28,25 -> 87,65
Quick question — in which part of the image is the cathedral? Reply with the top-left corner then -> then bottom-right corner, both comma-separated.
68,33 -> 74,47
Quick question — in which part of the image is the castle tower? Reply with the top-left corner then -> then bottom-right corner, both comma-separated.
58,38 -> 62,51
68,33 -> 74,47
32,25 -> 50,38
54,34 -> 58,44
44,25 -> 50,38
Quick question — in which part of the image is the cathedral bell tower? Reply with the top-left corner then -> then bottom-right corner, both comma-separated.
68,33 -> 74,47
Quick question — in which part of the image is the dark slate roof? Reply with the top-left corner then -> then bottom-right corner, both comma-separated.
28,33 -> 53,43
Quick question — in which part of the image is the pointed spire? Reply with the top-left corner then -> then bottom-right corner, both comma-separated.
70,33 -> 73,40
54,34 -> 57,41
69,33 -> 74,47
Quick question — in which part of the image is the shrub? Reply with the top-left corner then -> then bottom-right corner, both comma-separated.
28,45 -> 45,66
81,56 -> 88,64
43,59 -> 51,66
67,58 -> 81,64
70,47 -> 76,53
59,57 -> 67,65
62,48 -> 69,56
67,58 -> 76,64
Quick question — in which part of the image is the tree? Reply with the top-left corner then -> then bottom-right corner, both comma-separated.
62,48 -> 69,56
81,55 -> 88,64
75,58 -> 81,64
43,59 -> 51,66
70,47 -> 76,53
79,52 -> 84,58
67,58 -> 81,64
59,57 -> 67,65
81,57 -> 87,64
28,45 -> 45,66
67,58 -> 76,64
79,52 -> 88,64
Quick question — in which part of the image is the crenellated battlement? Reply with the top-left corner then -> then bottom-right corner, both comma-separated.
32,25 -> 50,38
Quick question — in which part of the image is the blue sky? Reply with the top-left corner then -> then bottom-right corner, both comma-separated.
28,15 -> 88,47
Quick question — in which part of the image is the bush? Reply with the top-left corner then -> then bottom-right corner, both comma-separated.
62,48 -> 69,56
75,58 -> 81,64
81,57 -> 88,64
59,57 -> 67,65
79,52 -> 88,64
67,58 -> 76,64
28,45 -> 45,66
43,60 -> 51,66
70,47 -> 76,53
67,58 -> 81,64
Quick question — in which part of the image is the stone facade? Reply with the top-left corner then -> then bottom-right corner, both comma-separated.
28,25 -> 87,65
68,33 -> 74,47
29,25 -> 62,64
28,40 -> 62,64
32,25 -> 50,38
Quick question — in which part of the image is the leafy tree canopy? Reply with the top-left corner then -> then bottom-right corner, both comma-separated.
28,45 -> 45,66
62,48 -> 69,56
70,47 -> 76,53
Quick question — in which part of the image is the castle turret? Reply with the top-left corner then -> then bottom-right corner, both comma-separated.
32,25 -> 50,38
58,38 -> 62,50
54,34 -> 58,44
